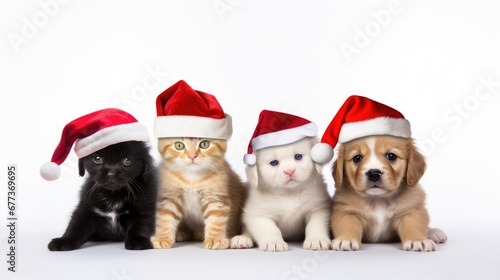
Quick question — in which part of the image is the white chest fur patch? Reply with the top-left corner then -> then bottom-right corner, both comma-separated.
366,199 -> 395,242
183,191 -> 203,223
94,208 -> 119,226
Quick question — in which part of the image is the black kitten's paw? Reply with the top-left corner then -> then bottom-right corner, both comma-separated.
125,236 -> 153,250
48,237 -> 82,251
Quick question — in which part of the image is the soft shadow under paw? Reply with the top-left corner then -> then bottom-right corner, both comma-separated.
304,238 -> 331,250
331,239 -> 360,251
230,235 -> 254,249
48,237 -> 82,251
125,236 -> 153,250
151,236 -> 175,249
259,240 -> 288,252
403,239 -> 436,252
204,238 -> 229,249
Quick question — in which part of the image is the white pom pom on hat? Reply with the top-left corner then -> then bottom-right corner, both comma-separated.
40,162 -> 61,181
243,154 -> 256,165
311,143 -> 335,165
40,108 -> 149,181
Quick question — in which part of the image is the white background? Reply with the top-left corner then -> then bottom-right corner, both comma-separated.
1,0 -> 500,279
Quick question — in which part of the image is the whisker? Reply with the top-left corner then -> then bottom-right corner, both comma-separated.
85,181 -> 100,199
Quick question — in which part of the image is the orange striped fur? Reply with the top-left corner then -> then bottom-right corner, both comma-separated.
151,138 -> 246,249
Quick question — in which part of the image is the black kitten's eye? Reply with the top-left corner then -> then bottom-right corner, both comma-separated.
352,155 -> 362,163
386,153 -> 397,161
93,156 -> 103,164
199,140 -> 210,149
122,157 -> 133,166
175,142 -> 185,150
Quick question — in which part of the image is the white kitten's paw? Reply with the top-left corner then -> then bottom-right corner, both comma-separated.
331,239 -> 360,251
403,239 -> 436,252
259,240 -> 288,252
428,228 -> 447,244
230,235 -> 254,249
151,236 -> 175,249
303,237 -> 331,250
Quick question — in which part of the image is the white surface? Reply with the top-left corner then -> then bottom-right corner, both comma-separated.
1,0 -> 500,279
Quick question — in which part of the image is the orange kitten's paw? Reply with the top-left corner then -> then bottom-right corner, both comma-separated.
303,237 -> 331,250
258,240 -> 288,252
230,235 -> 254,249
151,236 -> 175,249
204,238 -> 230,250
403,239 -> 436,252
331,239 -> 360,251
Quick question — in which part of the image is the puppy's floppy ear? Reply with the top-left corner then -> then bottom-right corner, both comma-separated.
406,139 -> 426,187
332,145 -> 344,188
78,158 -> 85,177
245,165 -> 258,188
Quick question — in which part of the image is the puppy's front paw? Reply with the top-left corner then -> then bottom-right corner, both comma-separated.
331,239 -> 360,251
259,240 -> 288,252
403,239 -> 436,252
48,237 -> 82,251
428,228 -> 447,244
230,235 -> 254,249
151,235 -> 175,249
204,238 -> 230,250
125,236 -> 153,250
303,237 -> 331,250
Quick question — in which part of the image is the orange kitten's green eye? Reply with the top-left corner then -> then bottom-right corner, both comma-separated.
199,140 -> 210,149
174,142 -> 185,150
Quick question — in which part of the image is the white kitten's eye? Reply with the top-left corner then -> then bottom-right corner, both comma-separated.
199,140 -> 210,149
269,160 -> 279,166
294,154 -> 303,160
122,157 -> 133,166
175,142 -> 185,150
93,156 -> 103,164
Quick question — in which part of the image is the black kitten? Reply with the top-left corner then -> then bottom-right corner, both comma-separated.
48,141 -> 158,251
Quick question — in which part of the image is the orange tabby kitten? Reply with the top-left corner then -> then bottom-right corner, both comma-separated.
151,137 -> 247,249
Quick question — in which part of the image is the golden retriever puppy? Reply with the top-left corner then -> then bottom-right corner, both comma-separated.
330,135 -> 447,252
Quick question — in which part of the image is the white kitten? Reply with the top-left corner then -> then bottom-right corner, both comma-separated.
231,137 -> 332,252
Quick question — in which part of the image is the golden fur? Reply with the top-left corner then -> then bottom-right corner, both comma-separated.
330,135 -> 447,251
151,138 -> 246,250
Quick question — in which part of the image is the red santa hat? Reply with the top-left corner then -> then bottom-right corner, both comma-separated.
243,110 -> 324,165
40,108 -> 150,181
154,80 -> 232,139
311,95 -> 411,164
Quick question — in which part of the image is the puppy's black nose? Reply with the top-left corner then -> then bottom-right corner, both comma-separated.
366,169 -> 382,182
